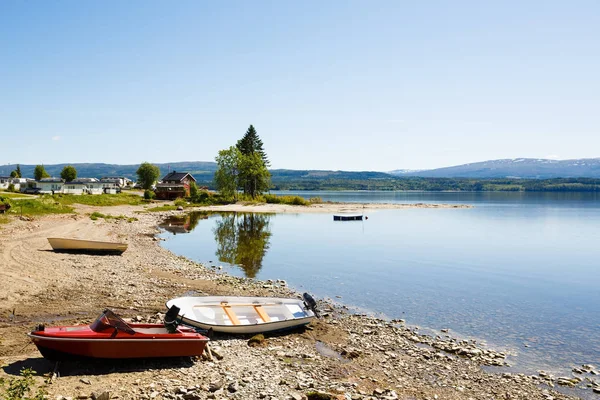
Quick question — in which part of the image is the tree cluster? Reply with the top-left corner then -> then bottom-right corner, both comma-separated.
214,125 -> 271,199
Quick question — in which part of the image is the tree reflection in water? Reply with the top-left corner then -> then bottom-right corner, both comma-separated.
213,213 -> 273,278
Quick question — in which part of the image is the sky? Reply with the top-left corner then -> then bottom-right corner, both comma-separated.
1,1 -> 599,171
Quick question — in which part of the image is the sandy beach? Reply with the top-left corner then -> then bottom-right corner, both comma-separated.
0,202 -> 583,400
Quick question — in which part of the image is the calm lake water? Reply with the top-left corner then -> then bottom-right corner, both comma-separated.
159,191 -> 600,378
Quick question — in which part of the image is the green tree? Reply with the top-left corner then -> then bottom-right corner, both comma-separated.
33,165 -> 50,181
214,146 -> 242,200
239,152 -> 271,198
235,125 -> 271,197
10,165 -> 21,178
136,162 -> 160,190
189,181 -> 199,199
236,124 -> 269,165
60,165 -> 77,182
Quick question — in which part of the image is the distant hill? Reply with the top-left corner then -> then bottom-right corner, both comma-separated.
2,158 -> 600,190
0,162 -> 218,181
389,169 -> 425,175
391,158 -> 600,179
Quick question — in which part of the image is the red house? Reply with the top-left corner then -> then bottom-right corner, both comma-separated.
155,171 -> 196,200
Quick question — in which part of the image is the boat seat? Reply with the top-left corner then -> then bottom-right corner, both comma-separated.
253,305 -> 271,322
221,305 -> 241,325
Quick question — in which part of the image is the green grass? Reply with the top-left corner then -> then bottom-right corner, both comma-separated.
0,191 -> 35,199
53,193 -> 145,206
9,197 -> 74,215
145,205 -> 178,212
235,194 -> 322,206
90,212 -> 138,222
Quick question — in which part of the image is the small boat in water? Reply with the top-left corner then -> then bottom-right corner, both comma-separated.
28,309 -> 209,360
333,214 -> 363,221
47,238 -> 128,254
166,294 -> 319,334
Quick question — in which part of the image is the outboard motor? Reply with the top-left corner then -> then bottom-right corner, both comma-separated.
164,305 -> 181,333
302,293 -> 320,318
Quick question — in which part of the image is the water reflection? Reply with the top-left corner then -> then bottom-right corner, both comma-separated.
213,213 -> 273,278
158,212 -> 209,234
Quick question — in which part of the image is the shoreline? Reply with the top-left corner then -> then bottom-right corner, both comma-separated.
185,201 -> 473,214
0,203 -> 589,400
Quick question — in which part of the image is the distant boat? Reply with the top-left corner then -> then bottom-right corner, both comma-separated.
166,294 -> 318,334
28,309 -> 209,360
47,238 -> 128,254
333,214 -> 363,221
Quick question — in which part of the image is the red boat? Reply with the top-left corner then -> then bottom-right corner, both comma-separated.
28,309 -> 209,360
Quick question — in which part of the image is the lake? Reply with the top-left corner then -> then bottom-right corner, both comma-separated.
158,191 -> 600,378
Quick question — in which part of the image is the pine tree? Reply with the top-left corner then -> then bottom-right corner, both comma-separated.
235,125 -> 271,197
236,125 -> 269,166
15,164 -> 21,178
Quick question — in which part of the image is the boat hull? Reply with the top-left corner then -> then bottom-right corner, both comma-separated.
47,238 -> 128,254
333,215 -> 363,221
29,324 -> 208,360
167,296 -> 315,334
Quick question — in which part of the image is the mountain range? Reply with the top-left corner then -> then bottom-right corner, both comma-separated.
390,158 -> 600,179
1,158 -> 600,182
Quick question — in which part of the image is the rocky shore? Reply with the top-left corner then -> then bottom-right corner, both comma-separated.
0,203 -> 592,400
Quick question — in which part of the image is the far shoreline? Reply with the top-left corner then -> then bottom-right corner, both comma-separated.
184,201 -> 473,214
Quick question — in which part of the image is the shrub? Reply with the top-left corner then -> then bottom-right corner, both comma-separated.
144,190 -> 156,200
7,183 -> 16,192
173,198 -> 187,207
264,194 -> 309,206
190,190 -> 217,205
0,367 -> 46,399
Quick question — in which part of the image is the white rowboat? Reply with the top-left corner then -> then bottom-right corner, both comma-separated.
47,238 -> 128,254
166,295 -> 317,334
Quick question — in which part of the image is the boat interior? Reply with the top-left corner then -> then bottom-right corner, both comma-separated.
191,303 -> 307,326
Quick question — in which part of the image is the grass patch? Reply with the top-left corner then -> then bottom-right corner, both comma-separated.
146,205 -> 178,212
236,194 -> 322,206
10,196 -> 74,216
0,215 -> 9,224
263,194 -> 311,205
53,193 -> 145,206
90,212 -> 138,222
0,191 -> 35,199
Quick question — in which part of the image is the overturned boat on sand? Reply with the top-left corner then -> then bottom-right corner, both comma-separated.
47,238 -> 128,254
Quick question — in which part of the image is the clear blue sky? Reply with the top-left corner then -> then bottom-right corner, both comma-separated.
1,1 -> 598,171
